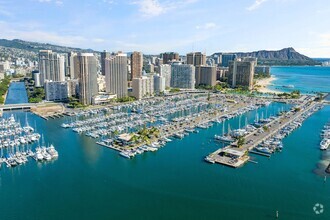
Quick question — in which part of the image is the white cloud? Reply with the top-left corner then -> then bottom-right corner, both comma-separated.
247,0 -> 268,11
131,0 -> 198,18
37,0 -> 63,6
0,21 -> 86,47
196,22 -> 217,30
131,0 -> 166,17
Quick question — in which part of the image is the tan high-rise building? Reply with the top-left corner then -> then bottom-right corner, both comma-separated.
161,52 -> 179,64
187,53 -> 195,65
228,58 -> 256,90
130,51 -> 143,80
186,52 -> 206,66
195,66 -> 216,87
74,53 -> 98,105
105,52 -> 128,98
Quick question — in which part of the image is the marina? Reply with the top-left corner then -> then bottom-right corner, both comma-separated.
0,114 -> 58,169
320,121 -> 330,150
0,93 -> 329,219
0,68 -> 329,219
206,96 -> 324,167
60,93 -> 280,159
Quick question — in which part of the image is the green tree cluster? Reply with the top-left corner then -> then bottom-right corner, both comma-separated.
0,76 -> 11,104
28,87 -> 45,103
116,96 -> 136,103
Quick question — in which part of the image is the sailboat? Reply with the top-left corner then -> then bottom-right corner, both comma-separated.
214,121 -> 235,143
23,113 -> 34,134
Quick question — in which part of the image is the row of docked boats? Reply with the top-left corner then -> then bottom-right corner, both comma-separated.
1,144 -> 59,168
214,104 -> 267,143
0,114 -> 58,169
320,122 -> 330,150
254,103 -> 324,155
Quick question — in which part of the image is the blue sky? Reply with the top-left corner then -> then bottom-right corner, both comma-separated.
0,0 -> 330,57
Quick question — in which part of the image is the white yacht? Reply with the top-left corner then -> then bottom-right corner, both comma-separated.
320,139 -> 330,150
46,144 -> 59,159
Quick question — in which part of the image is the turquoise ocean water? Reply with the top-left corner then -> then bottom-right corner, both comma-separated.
1,69 -> 330,219
270,66 -> 330,94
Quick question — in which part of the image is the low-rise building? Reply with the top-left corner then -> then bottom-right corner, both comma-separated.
153,74 -> 166,94
132,76 -> 154,100
255,66 -> 270,76
92,93 -> 117,105
44,81 -> 68,101
32,71 -> 41,87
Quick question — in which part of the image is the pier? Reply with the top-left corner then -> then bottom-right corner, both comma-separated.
207,97 -> 322,168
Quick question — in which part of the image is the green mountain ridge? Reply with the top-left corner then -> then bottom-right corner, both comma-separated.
213,47 -> 320,66
0,39 -> 97,54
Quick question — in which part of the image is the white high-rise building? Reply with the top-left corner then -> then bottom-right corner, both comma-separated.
132,76 -> 154,100
33,71 -> 41,87
159,64 -> 171,88
153,74 -> 165,94
38,50 -> 65,85
45,81 -> 68,101
170,63 -> 195,89
68,52 -> 77,79
105,52 -> 128,98
74,53 -> 98,105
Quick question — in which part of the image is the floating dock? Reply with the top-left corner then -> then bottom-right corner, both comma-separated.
207,99 -> 321,168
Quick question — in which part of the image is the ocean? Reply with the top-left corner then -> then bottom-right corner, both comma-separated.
269,66 -> 330,94
0,69 -> 330,220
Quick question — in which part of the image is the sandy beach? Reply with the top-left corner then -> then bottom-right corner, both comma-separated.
255,75 -> 280,94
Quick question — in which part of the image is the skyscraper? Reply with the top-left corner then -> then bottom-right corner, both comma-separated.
221,54 -> 237,67
186,52 -> 206,66
161,52 -> 179,64
39,50 -> 65,85
171,63 -> 195,89
130,51 -> 143,80
74,53 -> 98,105
228,58 -> 256,90
105,52 -> 128,98
159,64 -> 171,88
195,66 -> 217,87
186,53 -> 195,65
101,50 -> 110,76
68,52 -> 77,79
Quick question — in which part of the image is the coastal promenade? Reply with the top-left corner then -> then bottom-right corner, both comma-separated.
207,97 -> 321,168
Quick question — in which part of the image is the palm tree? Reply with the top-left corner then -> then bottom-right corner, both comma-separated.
130,134 -> 139,143
113,129 -> 119,137
237,137 -> 245,148
142,135 -> 150,145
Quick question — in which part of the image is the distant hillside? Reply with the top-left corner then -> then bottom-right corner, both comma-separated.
0,39 -> 97,54
213,48 -> 320,66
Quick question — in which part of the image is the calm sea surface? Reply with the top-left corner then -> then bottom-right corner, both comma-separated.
270,66 -> 330,94
1,73 -> 330,219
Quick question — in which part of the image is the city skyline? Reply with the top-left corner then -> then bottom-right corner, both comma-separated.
0,0 -> 330,57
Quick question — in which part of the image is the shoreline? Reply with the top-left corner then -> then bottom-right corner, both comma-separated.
255,75 -> 281,94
